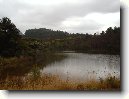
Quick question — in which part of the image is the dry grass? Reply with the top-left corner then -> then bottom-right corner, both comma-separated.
0,74 -> 120,90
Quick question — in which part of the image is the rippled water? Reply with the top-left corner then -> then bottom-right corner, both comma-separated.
41,53 -> 120,82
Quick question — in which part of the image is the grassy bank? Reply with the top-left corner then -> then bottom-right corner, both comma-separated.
0,73 -> 120,90
0,52 -> 66,79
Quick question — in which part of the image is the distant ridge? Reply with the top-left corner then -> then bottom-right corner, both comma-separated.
25,28 -> 69,39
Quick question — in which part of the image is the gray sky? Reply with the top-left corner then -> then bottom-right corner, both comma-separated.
0,0 -> 120,34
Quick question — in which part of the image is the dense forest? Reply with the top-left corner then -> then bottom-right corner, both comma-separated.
25,28 -> 69,39
0,17 -> 120,58
25,26 -> 120,55
0,17 -> 24,57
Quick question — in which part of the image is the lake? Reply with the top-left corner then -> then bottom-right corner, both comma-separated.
0,52 -> 120,82
41,52 -> 120,82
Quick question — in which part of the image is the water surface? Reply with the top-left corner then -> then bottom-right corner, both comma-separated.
41,53 -> 120,82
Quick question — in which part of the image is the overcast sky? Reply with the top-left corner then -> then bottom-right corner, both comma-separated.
0,0 -> 120,34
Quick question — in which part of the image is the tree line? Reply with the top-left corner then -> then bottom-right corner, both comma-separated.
25,26 -> 120,55
0,17 -> 120,57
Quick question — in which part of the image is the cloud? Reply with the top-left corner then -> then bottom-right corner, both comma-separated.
60,12 -> 120,34
62,20 -> 103,34
0,0 -> 120,33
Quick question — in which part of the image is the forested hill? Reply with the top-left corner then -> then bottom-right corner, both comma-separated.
25,28 -> 69,39
0,17 -> 120,57
24,27 -> 120,55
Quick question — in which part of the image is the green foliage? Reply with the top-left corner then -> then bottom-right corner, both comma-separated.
0,17 -> 23,57
0,17 -> 120,57
24,27 -> 120,55
25,28 -> 69,39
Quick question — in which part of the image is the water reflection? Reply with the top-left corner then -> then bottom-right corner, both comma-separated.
0,53 -> 66,80
0,53 -> 120,82
42,53 -> 120,82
